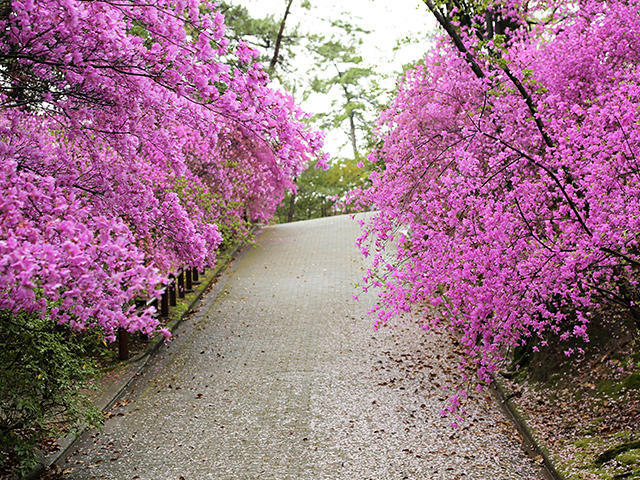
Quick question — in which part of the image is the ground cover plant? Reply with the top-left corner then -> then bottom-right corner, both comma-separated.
0,310 -> 101,477
357,0 -> 640,421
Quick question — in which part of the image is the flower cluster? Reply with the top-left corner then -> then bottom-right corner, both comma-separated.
0,0 -> 325,340
358,0 -> 640,387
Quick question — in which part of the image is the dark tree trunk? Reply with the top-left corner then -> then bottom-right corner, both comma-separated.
337,78 -> 359,159
287,193 -> 296,222
269,0 -> 294,74
348,112 -> 358,159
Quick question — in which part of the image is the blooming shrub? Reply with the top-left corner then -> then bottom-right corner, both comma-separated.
0,0 -> 325,340
358,0 -> 640,391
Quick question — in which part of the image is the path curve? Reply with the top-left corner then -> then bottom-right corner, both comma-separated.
64,214 -> 541,479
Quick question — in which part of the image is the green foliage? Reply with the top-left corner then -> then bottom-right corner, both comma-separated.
220,2 -> 283,50
172,175 -> 215,215
0,310 -> 101,475
219,1 -> 308,82
307,20 -> 383,158
217,210 -> 251,252
274,157 -> 371,222
598,372 -> 640,398
170,174 -> 251,252
218,4 -> 386,222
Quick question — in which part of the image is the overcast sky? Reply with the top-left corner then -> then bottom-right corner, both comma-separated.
231,0 -> 438,157
239,0 -> 435,68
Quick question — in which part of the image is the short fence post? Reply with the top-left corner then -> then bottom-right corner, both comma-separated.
160,288 -> 169,316
185,268 -> 193,292
118,328 -> 129,361
169,277 -> 177,306
177,270 -> 185,298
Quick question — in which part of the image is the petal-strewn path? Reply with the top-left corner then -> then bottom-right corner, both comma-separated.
64,214 -> 542,479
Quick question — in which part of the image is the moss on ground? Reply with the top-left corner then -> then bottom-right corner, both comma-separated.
558,432 -> 640,480
502,309 -> 639,480
167,266 -> 219,323
166,252 -> 235,325
598,372 -> 640,398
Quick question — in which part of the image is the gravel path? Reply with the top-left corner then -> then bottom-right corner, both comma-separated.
63,214 -> 543,479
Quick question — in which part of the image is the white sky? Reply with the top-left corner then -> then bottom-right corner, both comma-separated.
232,0 -> 438,158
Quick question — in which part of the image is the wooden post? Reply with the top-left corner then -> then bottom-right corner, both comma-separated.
177,270 -> 185,298
169,280 -> 177,306
118,328 -> 129,361
160,288 -> 169,316
185,268 -> 193,292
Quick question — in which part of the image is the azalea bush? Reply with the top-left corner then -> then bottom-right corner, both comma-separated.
0,0 -> 325,341
357,0 -> 640,407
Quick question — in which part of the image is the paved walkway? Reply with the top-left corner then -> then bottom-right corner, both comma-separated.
64,214 -> 542,479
